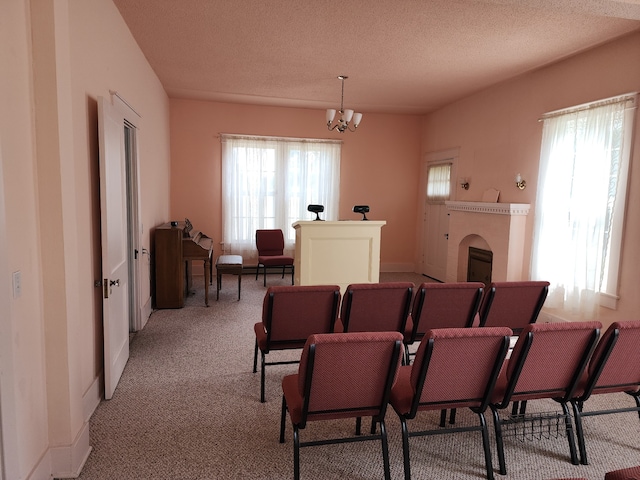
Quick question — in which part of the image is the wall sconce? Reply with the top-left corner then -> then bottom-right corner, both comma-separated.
459,177 -> 470,190
515,173 -> 526,190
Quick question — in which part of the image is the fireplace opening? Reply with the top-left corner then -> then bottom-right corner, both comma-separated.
467,247 -> 492,287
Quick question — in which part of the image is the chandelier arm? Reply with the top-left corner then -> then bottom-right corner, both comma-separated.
326,75 -> 358,133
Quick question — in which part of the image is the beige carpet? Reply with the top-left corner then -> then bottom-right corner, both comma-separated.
76,272 -> 640,480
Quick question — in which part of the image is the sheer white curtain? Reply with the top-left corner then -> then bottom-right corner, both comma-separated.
221,134 -> 341,261
426,163 -> 452,203
532,95 -> 636,317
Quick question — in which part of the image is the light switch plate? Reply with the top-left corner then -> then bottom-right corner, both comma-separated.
12,271 -> 21,298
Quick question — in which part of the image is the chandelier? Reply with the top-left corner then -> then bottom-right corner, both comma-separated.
326,75 -> 363,133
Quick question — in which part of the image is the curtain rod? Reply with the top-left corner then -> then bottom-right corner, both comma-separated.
109,90 -> 141,118
218,133 -> 342,144
538,92 -> 637,122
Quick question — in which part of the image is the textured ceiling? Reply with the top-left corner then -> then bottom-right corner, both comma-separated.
112,0 -> 640,114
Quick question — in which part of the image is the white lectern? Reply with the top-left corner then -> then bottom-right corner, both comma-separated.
292,220 -> 386,292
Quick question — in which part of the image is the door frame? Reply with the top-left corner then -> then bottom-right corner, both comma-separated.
419,148 -> 459,278
122,117 -> 143,332
0,139 -> 18,480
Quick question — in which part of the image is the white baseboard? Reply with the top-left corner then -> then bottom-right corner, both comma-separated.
82,374 -> 103,422
25,449 -> 51,480
49,421 -> 92,479
141,296 -> 152,329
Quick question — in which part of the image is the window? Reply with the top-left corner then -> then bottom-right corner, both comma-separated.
220,134 -> 341,259
531,93 -> 637,315
426,163 -> 452,203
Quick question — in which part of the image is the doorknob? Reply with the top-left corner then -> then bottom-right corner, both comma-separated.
103,278 -> 120,299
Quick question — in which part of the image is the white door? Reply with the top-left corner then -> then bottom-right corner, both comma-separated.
420,149 -> 458,281
422,203 -> 449,281
98,95 -> 133,400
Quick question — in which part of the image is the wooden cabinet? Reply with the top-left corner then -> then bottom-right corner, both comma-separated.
154,220 -> 213,308
155,223 -> 185,308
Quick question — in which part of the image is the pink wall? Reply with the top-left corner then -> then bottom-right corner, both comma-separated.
422,30 -> 640,325
169,100 -> 422,271
1,0 -> 173,477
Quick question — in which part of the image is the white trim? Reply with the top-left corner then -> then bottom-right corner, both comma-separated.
539,92 -> 637,120
220,133 -> 342,144
49,422 -> 92,479
82,375 -> 102,422
0,138 -> 19,480
445,201 -> 530,216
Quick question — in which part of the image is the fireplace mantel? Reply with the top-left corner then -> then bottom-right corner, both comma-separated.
445,201 -> 530,216
444,201 -> 531,283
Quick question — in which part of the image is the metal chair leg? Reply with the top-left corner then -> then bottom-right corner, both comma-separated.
279,396 -> 287,443
252,339 -> 259,373
260,352 -> 266,402
399,417 -> 412,480
491,405 -> 507,475
571,400 -> 588,465
479,412 -> 495,480
379,420 -> 392,480
293,426 -> 301,480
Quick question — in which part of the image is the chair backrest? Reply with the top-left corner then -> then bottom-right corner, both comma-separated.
256,229 -> 285,256
580,320 -> 640,399
407,327 -> 512,416
478,281 -> 550,332
262,285 -> 341,347
340,282 -> 413,333
297,331 -> 403,423
500,321 -> 601,404
408,282 -> 484,343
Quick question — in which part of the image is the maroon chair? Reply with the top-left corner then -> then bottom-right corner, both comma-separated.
255,229 -> 294,286
335,282 -> 413,334
570,320 -> 640,465
489,321 -> 601,475
253,285 -> 340,402
404,281 -> 484,361
279,331 -> 404,480
478,281 -> 550,333
606,466 -> 640,480
390,326 -> 512,480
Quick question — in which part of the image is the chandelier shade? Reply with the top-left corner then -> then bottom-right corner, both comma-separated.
326,75 -> 362,133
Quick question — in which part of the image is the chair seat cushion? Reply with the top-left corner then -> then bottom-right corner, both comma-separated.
389,366 -> 414,415
605,466 -> 640,480
259,255 -> 293,266
254,322 -> 307,352
282,374 -> 304,424
216,254 -> 243,266
403,316 -> 414,343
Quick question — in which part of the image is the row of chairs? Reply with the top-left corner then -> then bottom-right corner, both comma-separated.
278,320 -> 640,480
253,280 -> 550,402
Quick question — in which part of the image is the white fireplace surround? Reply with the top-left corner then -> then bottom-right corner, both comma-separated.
444,201 -> 530,283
